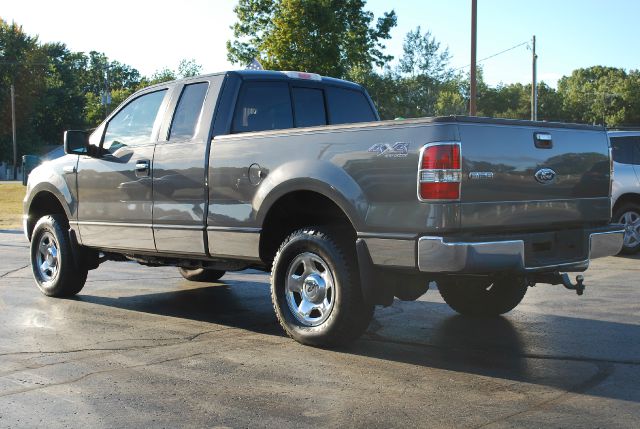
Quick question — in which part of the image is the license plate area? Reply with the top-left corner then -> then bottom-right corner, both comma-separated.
524,230 -> 586,267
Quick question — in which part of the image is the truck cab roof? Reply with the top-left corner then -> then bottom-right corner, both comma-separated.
150,70 -> 365,92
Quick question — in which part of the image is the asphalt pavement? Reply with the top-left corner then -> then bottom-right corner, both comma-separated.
0,230 -> 638,428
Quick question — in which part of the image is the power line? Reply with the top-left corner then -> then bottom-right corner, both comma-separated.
454,40 -> 529,72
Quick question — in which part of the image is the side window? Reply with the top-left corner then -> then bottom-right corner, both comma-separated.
232,82 -> 293,133
169,82 -> 209,140
103,90 -> 167,152
292,87 -> 326,128
326,87 -> 376,125
610,136 -> 636,164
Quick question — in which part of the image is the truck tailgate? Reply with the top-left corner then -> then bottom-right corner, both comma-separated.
457,123 -> 611,231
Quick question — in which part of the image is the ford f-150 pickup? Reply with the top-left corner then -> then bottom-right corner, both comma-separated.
23,70 -> 624,346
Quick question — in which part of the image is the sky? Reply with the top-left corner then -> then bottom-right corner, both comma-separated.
2,0 -> 638,88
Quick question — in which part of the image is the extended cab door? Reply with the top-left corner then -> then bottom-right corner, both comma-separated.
76,88 -> 170,250
152,76 -> 224,255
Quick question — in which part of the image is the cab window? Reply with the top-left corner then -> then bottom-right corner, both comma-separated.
232,82 -> 293,133
292,87 -> 326,127
103,90 -> 167,152
326,87 -> 376,125
169,82 -> 209,140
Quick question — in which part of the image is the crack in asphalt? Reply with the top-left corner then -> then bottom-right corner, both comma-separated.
0,264 -> 29,279
0,327 -> 234,359
0,351 -> 210,399
0,329 -> 239,380
0,326 -> 289,399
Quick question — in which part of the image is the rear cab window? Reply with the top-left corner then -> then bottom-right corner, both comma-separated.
292,87 -> 326,127
326,87 -> 376,125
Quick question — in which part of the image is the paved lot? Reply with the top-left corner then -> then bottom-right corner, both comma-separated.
0,230 -> 639,428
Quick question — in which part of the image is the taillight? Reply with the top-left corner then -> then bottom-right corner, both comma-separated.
417,143 -> 461,201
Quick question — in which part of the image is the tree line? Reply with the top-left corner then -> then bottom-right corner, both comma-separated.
2,2 -> 639,162
0,19 -> 201,161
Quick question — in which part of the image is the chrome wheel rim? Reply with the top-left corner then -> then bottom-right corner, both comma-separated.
36,232 -> 59,282
285,252 -> 335,327
619,211 -> 640,248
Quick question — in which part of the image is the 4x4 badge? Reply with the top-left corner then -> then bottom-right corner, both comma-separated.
368,142 -> 409,158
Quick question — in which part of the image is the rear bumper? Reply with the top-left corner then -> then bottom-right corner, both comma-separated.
360,225 -> 624,274
417,226 -> 623,273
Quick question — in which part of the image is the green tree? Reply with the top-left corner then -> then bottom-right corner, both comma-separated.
0,19 -> 48,160
558,66 -> 640,126
177,58 -> 202,78
398,27 -> 451,80
227,0 -> 396,78
32,43 -> 87,144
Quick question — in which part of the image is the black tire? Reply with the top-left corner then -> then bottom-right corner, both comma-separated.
178,267 -> 226,282
270,228 -> 374,347
613,203 -> 640,254
30,215 -> 88,297
437,277 -> 527,317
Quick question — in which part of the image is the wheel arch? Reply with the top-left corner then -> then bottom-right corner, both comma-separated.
258,188 -> 359,266
25,186 -> 72,241
612,193 -> 640,218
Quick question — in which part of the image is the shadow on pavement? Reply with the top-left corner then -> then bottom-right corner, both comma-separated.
77,277 -> 640,404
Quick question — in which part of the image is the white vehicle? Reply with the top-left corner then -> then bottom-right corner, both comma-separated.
610,129 -> 640,253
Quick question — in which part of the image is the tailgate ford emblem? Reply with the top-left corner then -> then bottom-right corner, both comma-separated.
534,168 -> 557,184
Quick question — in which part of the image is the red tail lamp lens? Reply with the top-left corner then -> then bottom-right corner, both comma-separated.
418,143 -> 461,201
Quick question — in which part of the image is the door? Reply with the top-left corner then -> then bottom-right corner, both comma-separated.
76,88 -> 170,250
152,77 -> 223,254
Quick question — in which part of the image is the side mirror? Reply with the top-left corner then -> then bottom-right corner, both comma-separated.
64,130 -> 90,155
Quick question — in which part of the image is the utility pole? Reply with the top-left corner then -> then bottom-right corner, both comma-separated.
469,0 -> 478,116
531,35 -> 538,121
11,83 -> 17,180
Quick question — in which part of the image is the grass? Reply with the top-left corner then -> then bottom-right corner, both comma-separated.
0,182 -> 25,230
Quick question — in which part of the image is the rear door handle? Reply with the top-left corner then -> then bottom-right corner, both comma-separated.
135,159 -> 150,177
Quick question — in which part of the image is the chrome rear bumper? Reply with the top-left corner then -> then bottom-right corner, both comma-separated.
417,227 -> 624,274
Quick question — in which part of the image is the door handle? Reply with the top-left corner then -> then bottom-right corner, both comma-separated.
135,160 -> 150,177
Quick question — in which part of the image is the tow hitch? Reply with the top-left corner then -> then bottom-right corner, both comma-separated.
530,273 -> 586,296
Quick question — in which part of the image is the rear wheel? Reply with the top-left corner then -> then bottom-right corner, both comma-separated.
30,215 -> 88,297
437,277 -> 527,317
271,228 -> 374,347
178,267 -> 226,282
613,203 -> 640,254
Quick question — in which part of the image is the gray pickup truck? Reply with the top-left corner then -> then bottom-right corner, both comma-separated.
24,70 -> 624,346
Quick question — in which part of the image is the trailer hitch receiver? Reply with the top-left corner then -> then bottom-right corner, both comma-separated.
560,274 -> 585,296
530,273 -> 585,296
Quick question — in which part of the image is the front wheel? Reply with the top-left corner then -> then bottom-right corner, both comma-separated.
271,228 -> 374,347
30,215 -> 88,297
437,277 -> 528,317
